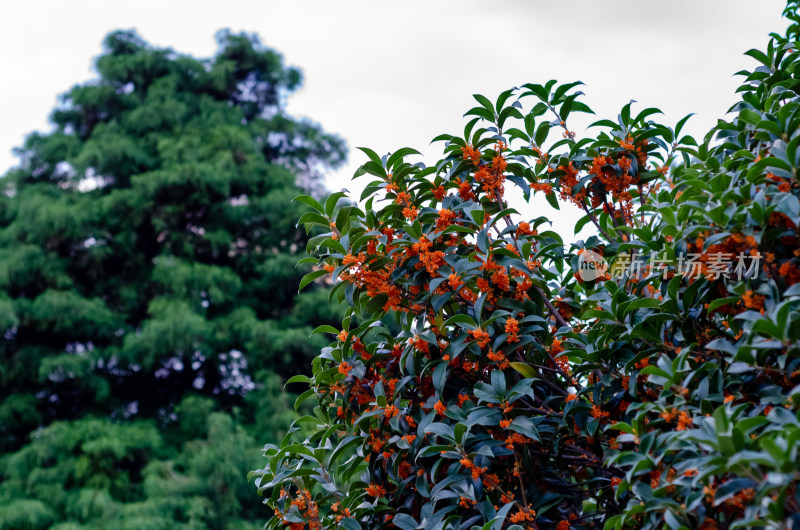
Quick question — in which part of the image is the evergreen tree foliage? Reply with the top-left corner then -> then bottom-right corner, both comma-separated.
0,29 -> 345,528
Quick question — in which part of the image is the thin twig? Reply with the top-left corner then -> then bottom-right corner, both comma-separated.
581,201 -> 613,241
537,287 -> 568,328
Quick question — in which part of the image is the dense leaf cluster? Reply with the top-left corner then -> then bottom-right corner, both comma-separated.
0,30 -> 345,528
253,3 -> 800,529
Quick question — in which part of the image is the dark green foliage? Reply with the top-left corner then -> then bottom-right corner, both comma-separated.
0,29 -> 345,527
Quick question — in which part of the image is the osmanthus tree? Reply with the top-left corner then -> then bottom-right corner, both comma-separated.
253,3 -> 800,529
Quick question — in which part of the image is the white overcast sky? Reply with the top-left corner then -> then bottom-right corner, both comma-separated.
0,0 -> 790,237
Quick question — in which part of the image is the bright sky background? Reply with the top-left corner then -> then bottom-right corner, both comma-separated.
0,0 -> 789,238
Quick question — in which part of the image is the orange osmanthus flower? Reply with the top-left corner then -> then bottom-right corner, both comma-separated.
365,483 -> 386,498
505,318 -> 519,343
470,328 -> 491,348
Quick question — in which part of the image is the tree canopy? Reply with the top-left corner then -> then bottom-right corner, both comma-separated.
0,29 -> 345,529
255,2 -> 800,529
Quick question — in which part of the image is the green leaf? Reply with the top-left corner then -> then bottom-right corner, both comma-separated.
297,211 -> 329,228
311,325 -> 340,336
510,417 -> 541,442
293,195 -> 325,213
714,478 -> 758,506
285,374 -> 312,385
339,518 -> 363,530
387,147 -> 421,169
325,191 -> 348,217
357,146 -> 383,164
442,314 -> 477,329
391,514 -> 418,530
473,93 -> 495,114
298,269 -> 328,292
509,362 -> 537,378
